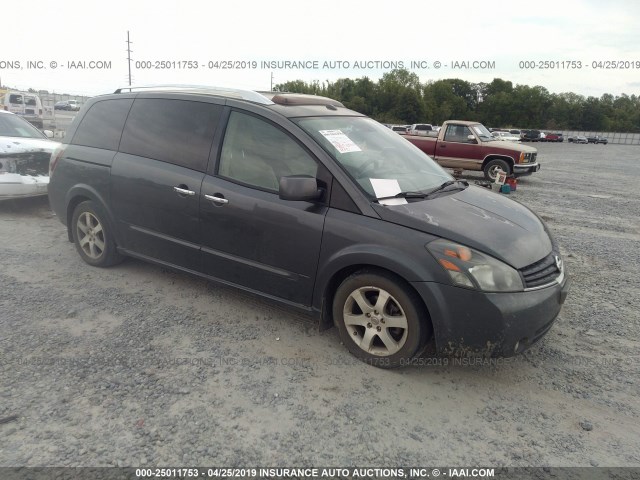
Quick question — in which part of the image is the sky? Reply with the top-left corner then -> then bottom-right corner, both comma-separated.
2,0 -> 640,98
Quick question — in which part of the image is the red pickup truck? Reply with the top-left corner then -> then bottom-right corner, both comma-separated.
405,120 -> 540,181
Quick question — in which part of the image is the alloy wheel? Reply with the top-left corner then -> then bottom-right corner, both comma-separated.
343,286 -> 409,356
76,211 -> 105,259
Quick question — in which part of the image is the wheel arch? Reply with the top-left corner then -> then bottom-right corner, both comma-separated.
482,154 -> 515,172
316,256 -> 434,336
65,185 -> 120,245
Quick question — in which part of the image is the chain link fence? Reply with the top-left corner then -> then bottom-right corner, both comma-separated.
39,93 -> 91,137
561,131 -> 640,145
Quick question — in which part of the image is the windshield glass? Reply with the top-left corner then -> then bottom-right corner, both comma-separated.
0,113 -> 46,139
296,116 -> 451,198
471,124 -> 494,140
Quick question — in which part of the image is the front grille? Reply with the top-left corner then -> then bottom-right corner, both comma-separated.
531,152 -> 537,163
520,253 -> 561,289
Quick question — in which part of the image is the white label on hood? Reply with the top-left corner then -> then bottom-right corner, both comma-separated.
370,178 -> 408,205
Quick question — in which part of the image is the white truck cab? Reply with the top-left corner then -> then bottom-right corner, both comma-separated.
409,123 -> 435,136
0,90 -> 45,128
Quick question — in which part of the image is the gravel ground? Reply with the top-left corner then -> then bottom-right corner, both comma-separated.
0,143 -> 639,468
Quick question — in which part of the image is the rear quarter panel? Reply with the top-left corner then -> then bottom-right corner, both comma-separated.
48,145 -> 117,239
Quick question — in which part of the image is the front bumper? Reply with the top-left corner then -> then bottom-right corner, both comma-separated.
513,162 -> 540,176
0,174 -> 49,200
412,273 -> 569,357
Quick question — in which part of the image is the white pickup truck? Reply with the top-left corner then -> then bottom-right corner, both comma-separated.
409,123 -> 439,137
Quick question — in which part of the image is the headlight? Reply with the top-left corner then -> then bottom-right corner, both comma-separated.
426,239 -> 524,292
519,152 -> 533,163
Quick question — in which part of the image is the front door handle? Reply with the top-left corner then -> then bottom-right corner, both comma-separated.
204,194 -> 229,205
174,186 -> 195,196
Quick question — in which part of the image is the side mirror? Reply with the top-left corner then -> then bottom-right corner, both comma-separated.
467,134 -> 478,143
279,175 -> 321,201
43,130 -> 54,138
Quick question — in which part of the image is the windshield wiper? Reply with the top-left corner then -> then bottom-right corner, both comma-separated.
424,179 -> 468,197
376,180 -> 468,202
377,191 -> 429,201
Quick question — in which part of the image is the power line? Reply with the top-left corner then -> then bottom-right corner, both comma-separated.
126,31 -> 133,87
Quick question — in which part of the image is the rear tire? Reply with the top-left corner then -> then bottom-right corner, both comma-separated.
333,270 -> 430,368
71,201 -> 123,267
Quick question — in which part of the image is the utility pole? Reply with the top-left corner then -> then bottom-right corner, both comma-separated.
126,31 -> 133,86
270,72 -> 274,91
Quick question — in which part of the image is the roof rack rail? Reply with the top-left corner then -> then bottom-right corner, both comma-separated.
113,85 -> 274,105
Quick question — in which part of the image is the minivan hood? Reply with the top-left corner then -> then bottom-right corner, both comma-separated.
372,186 -> 552,269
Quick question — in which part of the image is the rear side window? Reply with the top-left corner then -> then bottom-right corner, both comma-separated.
72,99 -> 133,150
120,99 -> 222,172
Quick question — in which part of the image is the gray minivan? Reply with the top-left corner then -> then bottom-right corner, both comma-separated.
48,86 -> 569,367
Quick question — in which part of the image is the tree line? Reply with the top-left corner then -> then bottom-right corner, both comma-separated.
275,69 -> 640,133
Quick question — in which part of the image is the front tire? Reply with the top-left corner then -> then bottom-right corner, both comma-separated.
71,201 -> 123,267
333,270 -> 430,368
484,159 -> 511,181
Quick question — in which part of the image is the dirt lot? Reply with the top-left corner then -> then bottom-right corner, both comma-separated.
1,143 -> 639,468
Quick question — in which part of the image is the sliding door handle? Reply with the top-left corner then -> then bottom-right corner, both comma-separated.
173,186 -> 195,196
204,194 -> 229,205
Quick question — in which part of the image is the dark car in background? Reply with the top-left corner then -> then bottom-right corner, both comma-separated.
520,129 -> 541,142
587,136 -> 608,144
54,100 -> 81,111
390,125 -> 408,134
48,86 -> 568,367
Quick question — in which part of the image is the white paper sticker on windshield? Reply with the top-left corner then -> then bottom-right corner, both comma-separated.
370,178 -> 408,205
319,129 -> 362,153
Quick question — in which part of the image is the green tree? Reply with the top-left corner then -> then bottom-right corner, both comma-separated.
274,74 -> 640,132
376,69 -> 424,123
424,80 -> 469,123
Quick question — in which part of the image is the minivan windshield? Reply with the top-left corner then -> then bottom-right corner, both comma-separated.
0,113 -> 46,139
296,116 -> 452,199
